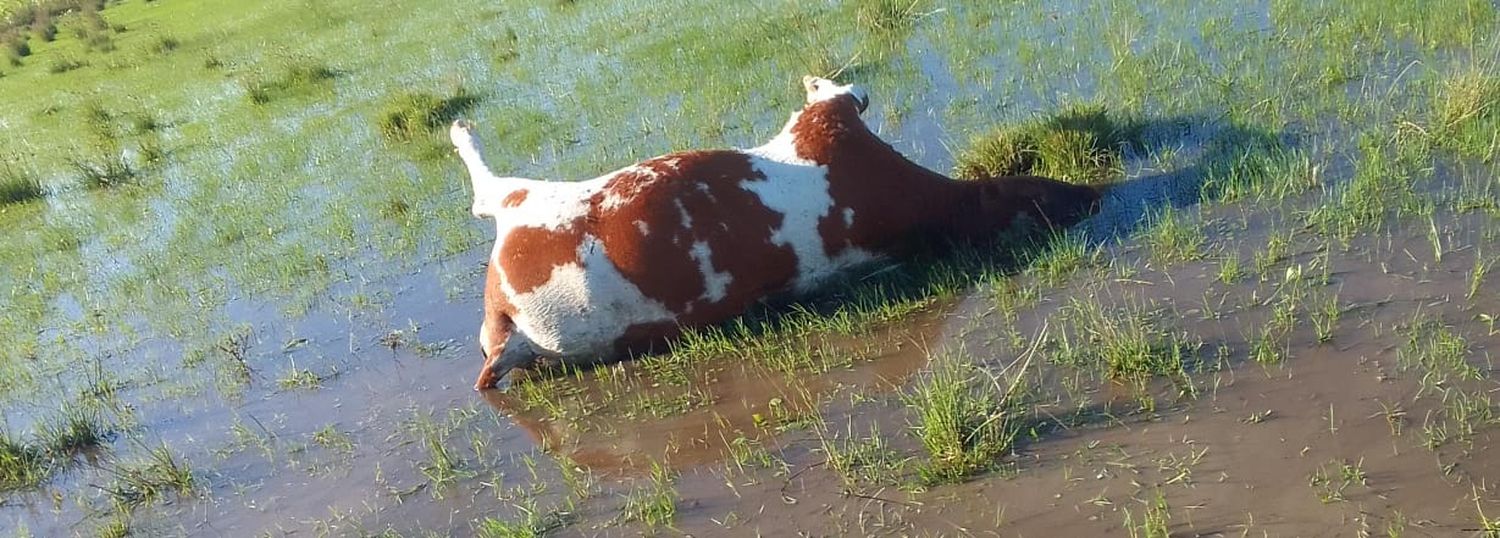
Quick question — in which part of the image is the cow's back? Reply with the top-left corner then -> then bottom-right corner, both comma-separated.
494,149 -> 842,358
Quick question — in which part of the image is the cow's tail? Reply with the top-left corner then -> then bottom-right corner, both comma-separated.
450,119 -> 519,219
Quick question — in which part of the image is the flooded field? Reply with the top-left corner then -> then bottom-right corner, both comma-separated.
2,0 -> 1499,535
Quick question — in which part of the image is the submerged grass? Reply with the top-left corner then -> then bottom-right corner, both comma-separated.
103,442 -> 195,509
619,463 -> 676,529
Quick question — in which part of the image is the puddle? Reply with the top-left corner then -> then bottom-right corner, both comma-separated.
483,306 -> 949,476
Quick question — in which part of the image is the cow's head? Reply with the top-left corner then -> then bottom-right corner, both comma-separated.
803,75 -> 869,114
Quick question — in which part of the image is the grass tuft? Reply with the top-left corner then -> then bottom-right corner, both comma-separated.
1434,69 -> 1500,159
620,462 -> 676,529
0,156 -> 43,205
0,428 -> 49,492
954,103 -> 1140,184
850,0 -> 925,34
376,89 -> 478,142
244,58 -> 337,104
37,405 -> 111,454
103,442 -> 195,509
905,349 -> 1023,485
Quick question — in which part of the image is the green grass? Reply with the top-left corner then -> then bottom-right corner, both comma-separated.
0,156 -> 43,205
244,57 -> 337,105
476,506 -> 574,538
905,350 -> 1023,485
619,463 -> 676,529
376,88 -> 478,143
1123,489 -> 1171,538
1141,205 -> 1206,265
103,442 -> 195,509
37,404 -> 110,454
0,428 -> 48,491
1051,298 -> 1198,400
953,103 -> 1141,184
816,422 -> 903,488
0,0 -> 1498,531
1434,68 -> 1500,160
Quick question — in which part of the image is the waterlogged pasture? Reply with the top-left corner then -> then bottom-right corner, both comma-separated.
1,0 -> 1499,535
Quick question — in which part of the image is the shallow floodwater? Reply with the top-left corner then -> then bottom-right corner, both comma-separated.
4,0 -> 1500,535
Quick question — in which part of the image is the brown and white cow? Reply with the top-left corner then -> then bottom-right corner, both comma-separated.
453,76 -> 1101,390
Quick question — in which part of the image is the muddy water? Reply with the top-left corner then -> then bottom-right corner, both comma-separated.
484,310 -> 946,477
571,200 -> 1500,537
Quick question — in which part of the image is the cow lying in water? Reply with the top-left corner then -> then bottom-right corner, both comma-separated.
452,76 -> 1102,390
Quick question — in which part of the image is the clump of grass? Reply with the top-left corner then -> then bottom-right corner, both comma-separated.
46,56 -> 84,73
3,32 -> 32,66
0,428 -> 49,492
954,103 -> 1141,184
94,515 -> 129,538
69,150 -> 136,189
1306,134 -> 1427,241
1052,299 -> 1198,399
850,0 -> 926,34
477,500 -> 574,538
816,423 -> 902,488
1123,489 -> 1171,538
1434,69 -> 1499,159
1309,458 -> 1367,503
244,58 -> 337,104
0,157 -> 44,206
376,88 -> 478,142
905,350 -> 1024,485
276,364 -> 321,390
412,414 -> 463,490
1399,319 -> 1481,381
103,442 -> 195,509
1217,252 -> 1244,283
620,463 -> 676,529
151,35 -> 179,54
1141,205 -> 1206,265
1197,132 -> 1310,202
1024,231 -> 1101,285
37,405 -> 111,454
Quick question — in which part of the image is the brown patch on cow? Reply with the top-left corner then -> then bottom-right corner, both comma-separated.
498,224 -> 586,295
500,189 -> 529,208
787,94 -> 1102,257
613,320 -> 683,358
787,96 -> 968,256
586,151 -> 800,330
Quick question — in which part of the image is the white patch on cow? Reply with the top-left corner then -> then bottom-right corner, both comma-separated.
674,199 -> 694,230
741,156 -> 860,292
634,220 -> 649,234
690,241 -> 732,303
491,181 -> 595,233
505,235 -> 676,358
843,207 -> 855,227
